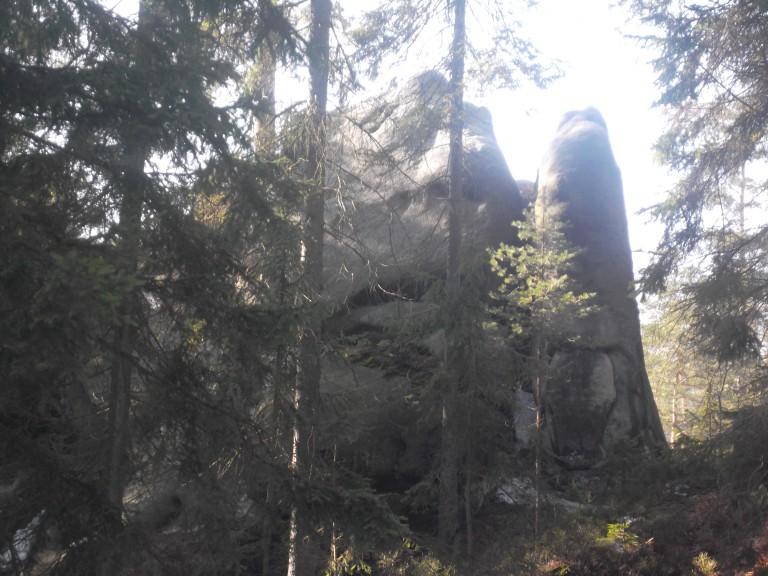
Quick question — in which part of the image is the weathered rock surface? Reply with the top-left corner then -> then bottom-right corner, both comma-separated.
323,71 -> 525,307
319,75 -> 525,494
535,108 -> 666,466
321,79 -> 665,475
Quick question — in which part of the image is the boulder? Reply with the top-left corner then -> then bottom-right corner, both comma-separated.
319,78 -> 525,493
535,108 -> 666,466
321,86 -> 665,474
323,71 -> 525,306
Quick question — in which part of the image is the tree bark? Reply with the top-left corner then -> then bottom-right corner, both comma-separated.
255,23 -> 278,155
439,0 -> 466,552
287,1 -> 331,575
533,332 -> 544,549
99,6 -> 154,576
257,18 -> 282,575
106,0 -> 153,521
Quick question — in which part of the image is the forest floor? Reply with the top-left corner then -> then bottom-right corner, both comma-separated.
389,445 -> 768,576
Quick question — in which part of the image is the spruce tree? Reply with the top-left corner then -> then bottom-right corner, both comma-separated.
626,0 -> 768,361
490,207 -> 595,543
439,0 -> 467,552
287,1 -> 332,574
0,0 -> 304,572
345,0 -> 559,554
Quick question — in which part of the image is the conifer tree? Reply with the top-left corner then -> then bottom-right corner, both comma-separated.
643,273 -> 762,444
0,0 -> 305,572
287,1 -> 332,575
439,0 -> 467,552
344,0 -> 558,554
626,0 -> 768,362
490,206 -> 595,542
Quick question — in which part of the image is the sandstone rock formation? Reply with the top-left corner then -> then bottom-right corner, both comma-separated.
321,77 -> 665,472
535,107 -> 666,466
320,72 -> 525,491
323,71 -> 525,307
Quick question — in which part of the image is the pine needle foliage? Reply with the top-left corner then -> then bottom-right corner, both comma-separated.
490,208 -> 595,344
625,0 -> 768,361
0,1 -> 308,573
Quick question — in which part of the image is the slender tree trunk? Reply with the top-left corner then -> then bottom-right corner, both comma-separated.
446,0 -> 465,288
670,383 -> 677,447
680,395 -> 686,439
439,0 -> 466,552
99,6 -> 153,576
255,32 -> 278,155
532,332 -> 543,550
671,355 -> 681,447
263,308 -> 292,576
106,0 -> 153,521
464,439 -> 473,557
439,376 -> 459,549
739,162 -> 746,236
287,1 -> 331,575
107,297 -> 137,514
257,28 -> 283,575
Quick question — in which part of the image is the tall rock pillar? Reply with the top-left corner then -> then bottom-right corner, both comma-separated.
535,108 -> 666,467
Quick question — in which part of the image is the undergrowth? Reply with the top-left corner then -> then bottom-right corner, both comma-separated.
368,437 -> 768,576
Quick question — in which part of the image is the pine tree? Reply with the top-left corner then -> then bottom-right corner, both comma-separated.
0,0 -> 305,572
490,207 -> 595,543
626,0 -> 768,361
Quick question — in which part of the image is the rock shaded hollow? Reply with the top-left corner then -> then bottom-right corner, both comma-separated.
535,108 -> 666,466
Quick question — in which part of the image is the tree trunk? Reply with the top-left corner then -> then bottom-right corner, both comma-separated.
257,21 -> 282,576
106,0 -> 153,521
263,320 -> 292,576
255,29 -> 278,155
439,0 -> 466,552
671,358 -> 680,447
287,1 -> 331,575
532,331 -> 544,549
99,5 -> 153,576
464,439 -> 473,557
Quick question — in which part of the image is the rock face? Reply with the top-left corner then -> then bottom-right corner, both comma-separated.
535,108 -> 666,466
321,79 -> 665,473
319,72 -> 525,493
323,71 -> 525,306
